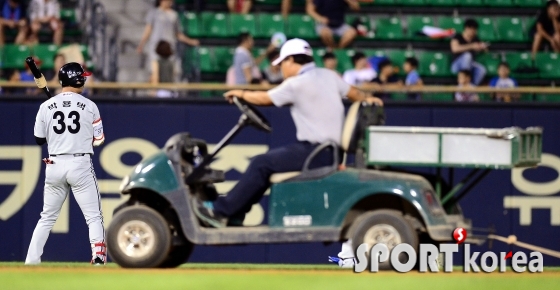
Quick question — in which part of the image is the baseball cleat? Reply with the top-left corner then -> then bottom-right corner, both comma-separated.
91,242 -> 106,266
328,256 -> 356,268
91,256 -> 105,266
192,198 -> 227,228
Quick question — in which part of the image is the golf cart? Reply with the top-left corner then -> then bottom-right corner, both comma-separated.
107,98 -> 542,269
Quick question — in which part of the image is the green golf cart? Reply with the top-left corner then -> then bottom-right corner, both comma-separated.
106,98 -> 542,268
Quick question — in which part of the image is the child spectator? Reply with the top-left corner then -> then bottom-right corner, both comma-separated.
370,59 -> 403,100
342,51 -> 376,86
403,57 -> 423,100
261,49 -> 283,85
455,69 -> 479,102
0,0 -> 27,45
531,0 -> 560,58
489,62 -> 519,102
322,52 -> 338,73
150,40 -> 176,98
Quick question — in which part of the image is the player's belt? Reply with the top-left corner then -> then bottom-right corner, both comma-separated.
49,153 -> 92,157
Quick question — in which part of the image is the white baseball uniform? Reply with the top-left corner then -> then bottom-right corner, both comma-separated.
25,91 -> 106,264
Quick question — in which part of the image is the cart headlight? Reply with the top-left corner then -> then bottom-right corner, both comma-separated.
119,175 -> 130,192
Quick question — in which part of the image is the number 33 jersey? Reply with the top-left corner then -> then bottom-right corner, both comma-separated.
34,92 -> 104,155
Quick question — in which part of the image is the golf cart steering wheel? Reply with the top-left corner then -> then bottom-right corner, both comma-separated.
233,97 -> 272,132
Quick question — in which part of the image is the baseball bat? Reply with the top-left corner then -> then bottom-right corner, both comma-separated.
25,56 -> 53,99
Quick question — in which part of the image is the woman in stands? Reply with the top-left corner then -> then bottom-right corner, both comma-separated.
531,0 -> 560,59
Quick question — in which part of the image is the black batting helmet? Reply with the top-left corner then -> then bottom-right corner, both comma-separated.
58,62 -> 91,88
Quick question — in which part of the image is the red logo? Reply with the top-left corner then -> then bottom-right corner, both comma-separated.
453,227 -> 467,244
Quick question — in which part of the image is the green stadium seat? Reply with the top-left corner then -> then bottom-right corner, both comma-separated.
60,9 -> 76,23
401,0 -> 426,5
476,17 -> 496,41
423,93 -> 454,101
345,15 -> 373,38
256,14 -> 285,38
253,48 -> 269,69
392,93 -> 409,101
213,47 -> 235,73
2,45 -> 31,69
196,47 -> 215,73
32,44 -> 59,70
201,12 -> 230,37
313,48 -> 326,66
182,12 -> 201,37
535,53 -> 560,78
418,52 -> 451,77
458,0 -> 483,6
438,17 -> 464,33
484,0 -> 513,6
387,50 -> 416,69
286,14 -> 316,38
536,94 -> 560,102
496,17 -> 525,42
333,49 -> 354,72
426,0 -> 456,6
375,17 -> 404,40
476,53 -> 502,76
230,14 -> 257,35
504,52 -> 537,79
514,0 -> 544,7
374,0 -> 402,5
407,16 -> 434,39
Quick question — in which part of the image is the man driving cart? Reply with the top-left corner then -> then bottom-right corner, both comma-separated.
192,38 -> 382,239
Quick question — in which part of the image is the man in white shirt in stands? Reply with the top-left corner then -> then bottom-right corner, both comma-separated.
342,52 -> 376,86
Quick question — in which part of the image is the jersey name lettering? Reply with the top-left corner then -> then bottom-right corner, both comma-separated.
48,103 -> 57,110
76,102 -> 86,110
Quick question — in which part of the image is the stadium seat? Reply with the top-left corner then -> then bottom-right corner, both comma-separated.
230,14 -> 257,35
536,94 -> 560,102
375,17 -> 404,40
426,0 -> 456,6
496,17 -> 526,42
423,93 -> 454,101
313,48 -> 326,66
345,15 -> 373,38
60,9 -> 76,23
2,45 -> 31,69
504,52 -> 537,79
32,44 -> 59,70
333,49 -> 354,72
476,53 -> 502,76
286,14 -> 316,39
182,12 -> 201,37
476,17 -> 496,42
438,17 -> 464,33
373,0 -> 402,5
387,50 -> 416,69
484,0 -> 513,6
213,47 -> 235,73
418,52 -> 451,77
458,0 -> 483,6
200,12 -> 230,37
535,53 -> 560,78
392,93 -> 409,101
407,16 -> 434,39
400,0 -> 426,5
256,14 -> 285,38
196,47 -> 216,73
514,0 -> 544,7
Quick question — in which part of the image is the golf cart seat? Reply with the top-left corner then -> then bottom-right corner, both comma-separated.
269,102 -> 362,183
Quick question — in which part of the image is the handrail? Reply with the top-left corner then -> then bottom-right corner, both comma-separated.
0,82 -> 559,93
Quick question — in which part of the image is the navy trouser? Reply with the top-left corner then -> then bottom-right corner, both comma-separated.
213,142 -> 336,217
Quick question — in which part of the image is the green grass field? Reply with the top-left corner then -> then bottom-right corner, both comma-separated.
1,263 -> 559,290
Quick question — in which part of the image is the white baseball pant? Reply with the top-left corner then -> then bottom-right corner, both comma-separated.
25,154 -> 105,264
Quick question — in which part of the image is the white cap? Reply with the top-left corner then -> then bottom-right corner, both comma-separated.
271,38 -> 313,66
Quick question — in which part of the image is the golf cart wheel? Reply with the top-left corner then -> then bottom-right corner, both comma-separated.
107,205 -> 172,268
350,210 -> 419,270
159,243 -> 194,268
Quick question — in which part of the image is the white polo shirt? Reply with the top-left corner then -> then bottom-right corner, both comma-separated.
268,63 -> 350,145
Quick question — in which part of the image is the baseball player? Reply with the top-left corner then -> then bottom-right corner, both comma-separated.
25,62 -> 106,265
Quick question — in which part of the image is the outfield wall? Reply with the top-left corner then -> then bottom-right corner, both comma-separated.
1,98 -> 559,266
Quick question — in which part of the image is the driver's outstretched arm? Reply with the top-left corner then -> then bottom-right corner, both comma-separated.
224,90 -> 273,106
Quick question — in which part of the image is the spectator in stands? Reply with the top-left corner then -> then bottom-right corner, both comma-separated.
9,58 -> 41,95
261,50 -> 283,85
151,41 -> 177,98
233,32 -> 276,84
531,0 -> 560,58
455,69 -> 479,102
0,0 -> 27,45
403,57 -> 423,100
322,52 -> 338,72
306,0 -> 360,49
28,0 -> 63,45
228,0 -> 252,14
450,18 -> 487,86
370,59 -> 403,100
489,62 -> 519,102
342,51 -> 376,86
137,0 -> 199,62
